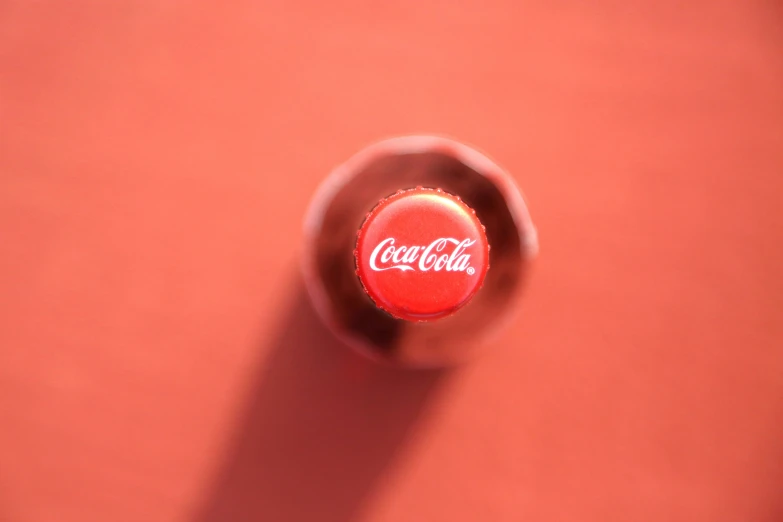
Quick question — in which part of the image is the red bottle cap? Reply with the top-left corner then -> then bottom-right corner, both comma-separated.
355,187 -> 490,322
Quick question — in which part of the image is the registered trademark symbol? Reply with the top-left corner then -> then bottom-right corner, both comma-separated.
466,267 -> 476,275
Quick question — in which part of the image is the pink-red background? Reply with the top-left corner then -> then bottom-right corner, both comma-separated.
1,2 -> 782,521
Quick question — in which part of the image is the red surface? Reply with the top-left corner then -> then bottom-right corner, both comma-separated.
1,2 -> 782,522
356,187 -> 489,321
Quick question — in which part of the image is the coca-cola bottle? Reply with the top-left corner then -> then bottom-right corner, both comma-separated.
302,135 -> 538,367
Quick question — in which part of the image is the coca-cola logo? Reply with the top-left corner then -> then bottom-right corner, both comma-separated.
369,238 -> 477,275
355,188 -> 490,321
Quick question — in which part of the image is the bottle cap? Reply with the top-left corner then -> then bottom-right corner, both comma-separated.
355,187 -> 490,322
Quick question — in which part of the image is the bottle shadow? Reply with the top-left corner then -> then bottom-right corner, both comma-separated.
192,276 -> 447,522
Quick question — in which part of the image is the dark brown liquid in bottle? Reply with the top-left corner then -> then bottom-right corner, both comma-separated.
303,138 -> 536,367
